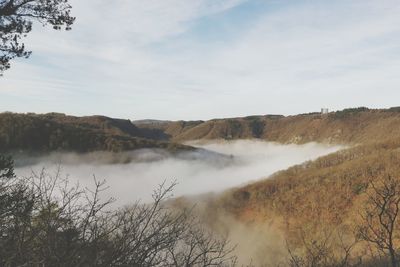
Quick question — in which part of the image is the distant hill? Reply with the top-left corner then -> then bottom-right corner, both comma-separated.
137,107 -> 400,145
5,107 -> 400,154
133,119 -> 172,126
0,112 -> 192,153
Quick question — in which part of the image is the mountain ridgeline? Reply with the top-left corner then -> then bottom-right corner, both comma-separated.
2,107 -> 400,153
0,112 -> 191,153
137,107 -> 400,145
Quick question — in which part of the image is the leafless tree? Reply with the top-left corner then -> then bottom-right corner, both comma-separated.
0,159 -> 238,266
285,226 -> 360,267
358,175 -> 400,267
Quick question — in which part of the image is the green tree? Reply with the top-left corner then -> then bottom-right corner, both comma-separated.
0,0 -> 75,74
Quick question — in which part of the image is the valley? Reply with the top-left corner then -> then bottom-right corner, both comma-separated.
2,107 -> 400,265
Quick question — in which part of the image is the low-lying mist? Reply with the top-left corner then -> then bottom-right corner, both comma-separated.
14,140 -> 342,205
13,140 -> 344,264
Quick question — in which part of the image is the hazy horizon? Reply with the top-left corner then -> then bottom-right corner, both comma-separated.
0,105 -> 393,122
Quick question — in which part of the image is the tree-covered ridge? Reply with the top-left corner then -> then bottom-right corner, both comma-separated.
6,107 -> 400,154
0,112 -> 190,153
138,107 -> 400,145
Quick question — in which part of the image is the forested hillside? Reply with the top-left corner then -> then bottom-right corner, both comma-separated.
139,107 -> 400,145
5,107 -> 400,154
0,112 -> 191,153
204,137 -> 400,265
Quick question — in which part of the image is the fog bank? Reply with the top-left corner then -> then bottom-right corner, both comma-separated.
14,140 -> 342,205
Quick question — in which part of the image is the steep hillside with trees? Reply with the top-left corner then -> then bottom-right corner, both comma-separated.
138,107 -> 400,145
6,107 -> 400,154
0,112 -> 191,153
207,138 -> 400,266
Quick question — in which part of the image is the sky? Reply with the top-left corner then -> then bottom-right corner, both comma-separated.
1,0 -> 400,121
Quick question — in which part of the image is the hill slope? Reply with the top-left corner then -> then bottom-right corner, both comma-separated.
188,138 -> 400,265
0,112 -> 192,153
6,107 -> 400,154
138,107 -> 400,145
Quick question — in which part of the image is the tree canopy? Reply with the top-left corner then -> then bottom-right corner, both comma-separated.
0,0 -> 74,74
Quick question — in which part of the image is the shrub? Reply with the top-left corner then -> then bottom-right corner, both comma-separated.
0,156 -> 237,266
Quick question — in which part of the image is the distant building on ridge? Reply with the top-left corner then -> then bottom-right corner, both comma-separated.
321,108 -> 329,115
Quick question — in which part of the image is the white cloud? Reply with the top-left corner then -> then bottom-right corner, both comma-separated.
1,0 -> 400,119
27,0 -> 246,58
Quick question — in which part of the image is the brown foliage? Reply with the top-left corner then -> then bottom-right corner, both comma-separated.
140,108 -> 400,145
0,112 -> 193,153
